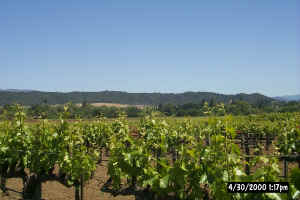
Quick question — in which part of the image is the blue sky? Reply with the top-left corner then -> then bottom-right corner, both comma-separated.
0,1 -> 299,97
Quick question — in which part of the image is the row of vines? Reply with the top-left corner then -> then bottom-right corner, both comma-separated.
0,105 -> 300,200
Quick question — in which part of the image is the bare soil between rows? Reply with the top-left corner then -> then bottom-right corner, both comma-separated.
1,157 -> 140,200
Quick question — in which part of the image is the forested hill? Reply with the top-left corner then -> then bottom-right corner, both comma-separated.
0,90 -> 275,106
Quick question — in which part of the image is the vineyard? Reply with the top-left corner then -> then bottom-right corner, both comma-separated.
1,105 -> 300,200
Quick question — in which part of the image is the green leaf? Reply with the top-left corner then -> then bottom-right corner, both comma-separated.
199,174 -> 207,184
253,168 -> 265,179
265,193 -> 282,200
234,168 -> 244,177
160,175 -> 170,189
181,162 -> 187,171
223,171 -> 229,182
0,146 -> 8,152
290,168 -> 300,190
293,191 -> 300,199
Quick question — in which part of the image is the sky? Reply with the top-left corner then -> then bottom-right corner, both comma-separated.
0,1 -> 299,97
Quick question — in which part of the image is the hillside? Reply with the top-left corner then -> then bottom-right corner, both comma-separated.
0,90 -> 275,106
273,94 -> 300,102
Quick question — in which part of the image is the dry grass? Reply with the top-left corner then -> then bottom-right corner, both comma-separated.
76,102 -> 146,109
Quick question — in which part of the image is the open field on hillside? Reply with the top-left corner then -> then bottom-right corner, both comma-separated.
76,102 -> 146,109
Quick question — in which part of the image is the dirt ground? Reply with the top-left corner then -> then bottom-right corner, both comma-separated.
1,157 -> 137,200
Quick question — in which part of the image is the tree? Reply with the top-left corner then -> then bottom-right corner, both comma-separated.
162,104 -> 176,116
125,107 -> 141,117
209,98 -> 216,107
82,100 -> 88,108
42,98 -> 48,105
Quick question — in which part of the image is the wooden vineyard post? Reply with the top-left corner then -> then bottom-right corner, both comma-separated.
205,133 -> 210,146
244,133 -> 250,175
156,148 -> 162,172
0,166 -> 7,195
105,148 -> 109,157
283,157 -> 288,179
33,176 -> 42,200
81,175 -> 84,200
98,148 -> 103,164
240,132 -> 244,151
0,175 -> 7,194
132,172 -> 137,189
131,159 -> 137,188
265,132 -> 270,151
225,125 -> 229,181
172,147 -> 176,164
254,133 -> 259,155
283,131 -> 288,179
75,181 -> 80,200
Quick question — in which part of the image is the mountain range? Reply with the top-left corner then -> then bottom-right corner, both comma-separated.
0,89 -> 280,106
273,94 -> 300,102
0,89 -> 37,92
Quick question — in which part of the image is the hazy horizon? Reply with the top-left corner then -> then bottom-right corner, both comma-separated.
1,88 -> 299,98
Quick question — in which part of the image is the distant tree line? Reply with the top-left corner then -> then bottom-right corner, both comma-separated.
0,99 -> 299,120
0,103 -> 149,120
157,100 -> 300,117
